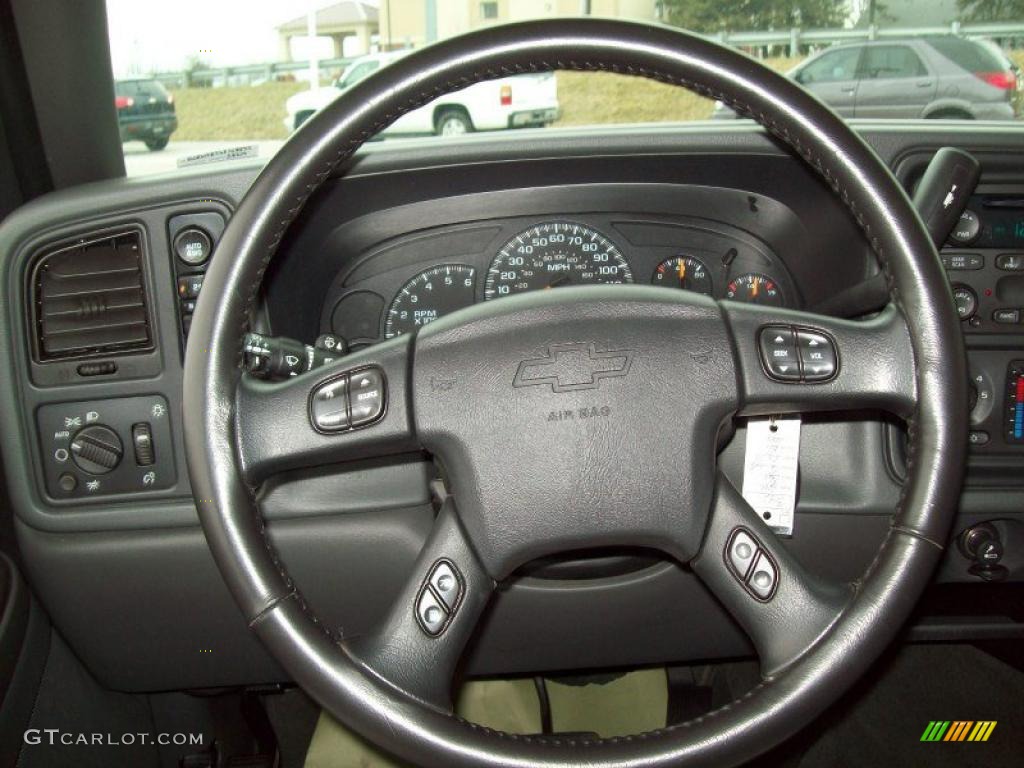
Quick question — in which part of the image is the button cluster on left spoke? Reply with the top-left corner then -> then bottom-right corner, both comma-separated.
309,367 -> 386,433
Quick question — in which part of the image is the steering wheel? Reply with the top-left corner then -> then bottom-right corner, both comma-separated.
183,18 -> 966,768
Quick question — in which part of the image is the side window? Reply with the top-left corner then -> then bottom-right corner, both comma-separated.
339,61 -> 380,88
929,37 -> 1006,73
860,46 -> 928,80
799,48 -> 862,84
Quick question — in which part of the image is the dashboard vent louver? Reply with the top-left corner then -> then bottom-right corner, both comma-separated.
33,230 -> 153,361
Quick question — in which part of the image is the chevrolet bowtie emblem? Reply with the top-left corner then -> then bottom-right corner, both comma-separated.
513,342 -> 633,392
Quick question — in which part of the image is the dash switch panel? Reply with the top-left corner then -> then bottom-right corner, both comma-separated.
38,395 -> 176,502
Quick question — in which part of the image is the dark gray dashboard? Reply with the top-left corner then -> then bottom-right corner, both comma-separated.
314,187 -> 805,347
1,121 -> 1023,693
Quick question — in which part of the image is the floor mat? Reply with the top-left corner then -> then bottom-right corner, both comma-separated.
303,670 -> 668,768
754,643 -> 1024,768
545,668 -> 668,738
303,645 -> 1024,768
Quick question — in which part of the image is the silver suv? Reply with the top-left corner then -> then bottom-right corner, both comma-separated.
714,36 -> 1020,120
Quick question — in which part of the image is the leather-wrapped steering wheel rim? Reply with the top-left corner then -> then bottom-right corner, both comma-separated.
183,18 -> 967,768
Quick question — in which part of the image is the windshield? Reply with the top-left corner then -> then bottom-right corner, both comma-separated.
105,1 -> 1024,176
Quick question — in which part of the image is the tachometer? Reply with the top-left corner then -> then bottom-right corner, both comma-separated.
725,273 -> 784,306
484,222 -> 632,299
384,264 -> 476,339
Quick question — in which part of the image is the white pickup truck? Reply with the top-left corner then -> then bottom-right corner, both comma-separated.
284,50 -> 560,136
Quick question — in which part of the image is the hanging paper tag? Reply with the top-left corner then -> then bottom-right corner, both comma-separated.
741,416 -> 801,536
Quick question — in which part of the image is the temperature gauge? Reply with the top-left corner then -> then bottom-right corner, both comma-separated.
1005,361 -> 1024,443
725,273 -> 784,306
651,256 -> 713,296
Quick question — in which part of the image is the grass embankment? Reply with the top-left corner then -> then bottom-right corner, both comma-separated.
555,57 -> 801,125
169,81 -> 305,140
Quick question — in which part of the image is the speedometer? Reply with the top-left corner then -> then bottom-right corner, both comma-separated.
484,222 -> 632,300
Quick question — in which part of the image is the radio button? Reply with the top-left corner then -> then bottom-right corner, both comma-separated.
993,309 -> 1020,324
952,285 -> 978,320
759,327 -> 800,381
796,330 -> 837,382
310,376 -> 350,432
942,253 -> 983,270
349,369 -> 385,426
949,210 -> 980,245
996,253 -> 1024,271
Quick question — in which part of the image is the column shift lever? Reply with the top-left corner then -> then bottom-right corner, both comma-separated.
812,147 -> 981,317
911,147 -> 982,248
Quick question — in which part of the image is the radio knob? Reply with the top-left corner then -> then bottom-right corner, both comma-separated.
69,425 -> 123,475
951,285 -> 977,320
949,209 -> 981,245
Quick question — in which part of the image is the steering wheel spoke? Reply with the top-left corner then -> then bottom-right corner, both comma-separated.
234,336 -> 419,484
344,501 -> 494,712
691,473 -> 851,677
724,302 -> 917,419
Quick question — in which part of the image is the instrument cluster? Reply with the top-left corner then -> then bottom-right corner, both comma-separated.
323,216 -> 796,347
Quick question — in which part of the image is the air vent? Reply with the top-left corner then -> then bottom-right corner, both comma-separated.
33,230 -> 153,361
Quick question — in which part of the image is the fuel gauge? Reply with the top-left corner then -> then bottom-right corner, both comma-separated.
652,255 -> 713,296
725,273 -> 784,306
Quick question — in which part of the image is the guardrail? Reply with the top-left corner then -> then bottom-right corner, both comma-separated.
147,20 -> 1024,88
717,21 -> 1024,56
153,57 -> 353,89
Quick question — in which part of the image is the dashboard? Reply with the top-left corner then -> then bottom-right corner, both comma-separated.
328,212 -> 795,347
1,122 -> 1023,694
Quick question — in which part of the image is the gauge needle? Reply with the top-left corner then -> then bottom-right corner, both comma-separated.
677,261 -> 686,286
546,274 -> 572,290
752,277 -> 760,299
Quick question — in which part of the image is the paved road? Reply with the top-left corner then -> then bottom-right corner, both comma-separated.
123,140 -> 286,176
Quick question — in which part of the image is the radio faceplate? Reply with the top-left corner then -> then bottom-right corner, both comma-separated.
942,195 -> 1024,334
942,248 -> 1024,333
949,195 -> 1024,250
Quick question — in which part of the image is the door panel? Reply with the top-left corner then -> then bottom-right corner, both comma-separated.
0,553 -> 50,768
855,44 -> 935,118
796,47 -> 863,117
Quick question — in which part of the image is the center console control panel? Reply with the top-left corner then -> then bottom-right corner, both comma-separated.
942,196 -> 1024,466
943,195 -> 1024,333
963,350 -> 1024,458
